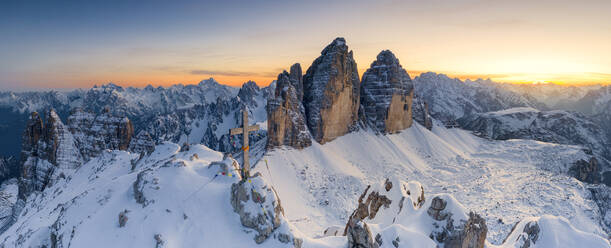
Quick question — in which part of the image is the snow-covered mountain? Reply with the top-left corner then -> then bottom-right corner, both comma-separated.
1,124 -> 608,247
412,72 -> 545,125
0,37 -> 609,247
0,78 -> 274,160
501,83 -> 602,110
459,108 -> 610,180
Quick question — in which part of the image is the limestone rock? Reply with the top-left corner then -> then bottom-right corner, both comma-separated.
230,173 -> 289,244
267,63 -> 312,149
129,130 -> 156,155
67,108 -> 134,161
360,50 -> 414,133
19,109 -> 82,196
444,212 -> 488,248
569,157 -> 600,184
303,37 -> 360,144
413,96 -> 433,130
346,218 -> 377,248
427,196 -> 487,248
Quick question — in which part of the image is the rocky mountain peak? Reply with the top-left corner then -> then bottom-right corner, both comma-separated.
360,50 -> 414,133
267,63 -> 311,149
198,78 -> 220,87
372,49 -> 400,67
303,37 -> 360,144
67,108 -> 133,161
20,109 -> 82,196
321,37 -> 348,55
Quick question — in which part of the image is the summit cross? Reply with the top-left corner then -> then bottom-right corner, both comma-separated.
229,108 -> 259,179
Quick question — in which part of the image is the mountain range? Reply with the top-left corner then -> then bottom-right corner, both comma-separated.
0,38 -> 609,247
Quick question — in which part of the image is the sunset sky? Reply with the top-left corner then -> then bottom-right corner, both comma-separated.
1,0 -> 610,90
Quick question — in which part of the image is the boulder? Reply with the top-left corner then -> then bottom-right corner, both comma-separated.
230,173 -> 300,245
346,218 -> 377,248
303,37 -> 360,144
360,50 -> 414,133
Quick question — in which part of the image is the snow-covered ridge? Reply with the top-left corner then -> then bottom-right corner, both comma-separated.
412,72 -> 545,124
1,123 -> 608,247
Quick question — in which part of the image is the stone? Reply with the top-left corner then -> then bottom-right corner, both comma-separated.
230,174 -> 286,244
569,157 -> 600,184
154,234 -> 164,248
133,169 -> 152,207
19,109 -> 82,197
360,50 -> 414,133
267,64 -> 311,149
444,212 -> 487,248
118,210 -> 129,227
303,37 -> 360,144
67,108 -> 134,161
413,96 -> 433,130
427,196 -> 449,221
346,218 -> 377,248
129,130 -> 156,155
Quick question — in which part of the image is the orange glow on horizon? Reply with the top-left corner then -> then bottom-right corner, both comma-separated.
76,70 -> 609,90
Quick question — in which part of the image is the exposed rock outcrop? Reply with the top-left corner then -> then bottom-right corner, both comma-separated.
19,109 -> 82,196
230,173 -> 300,246
129,130 -> 156,155
67,108 -> 134,161
303,37 -> 360,144
413,96 -> 433,130
346,218 -> 377,248
569,158 -> 600,184
344,178 -> 486,248
267,64 -> 311,149
360,50 -> 414,133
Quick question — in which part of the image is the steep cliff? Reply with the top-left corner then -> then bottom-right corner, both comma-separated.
266,63 -> 311,149
20,110 -> 82,196
67,108 -> 134,161
360,50 -> 414,133
303,37 -> 360,144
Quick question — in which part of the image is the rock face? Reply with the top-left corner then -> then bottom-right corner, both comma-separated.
427,197 -> 487,248
20,110 -> 82,196
413,96 -> 433,130
342,178 -> 486,248
266,64 -> 311,149
346,219 -> 376,248
230,173 -> 300,246
360,50 -> 414,133
67,108 -> 134,161
129,131 -> 156,155
569,158 -> 600,184
303,37 -> 360,144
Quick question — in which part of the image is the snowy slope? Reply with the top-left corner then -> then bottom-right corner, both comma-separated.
0,144 -> 321,247
0,125 -> 609,247
256,123 -> 609,245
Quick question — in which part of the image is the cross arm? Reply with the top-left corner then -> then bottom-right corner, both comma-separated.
229,124 -> 260,135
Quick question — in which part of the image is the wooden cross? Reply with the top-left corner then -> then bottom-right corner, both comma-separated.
229,109 -> 259,179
